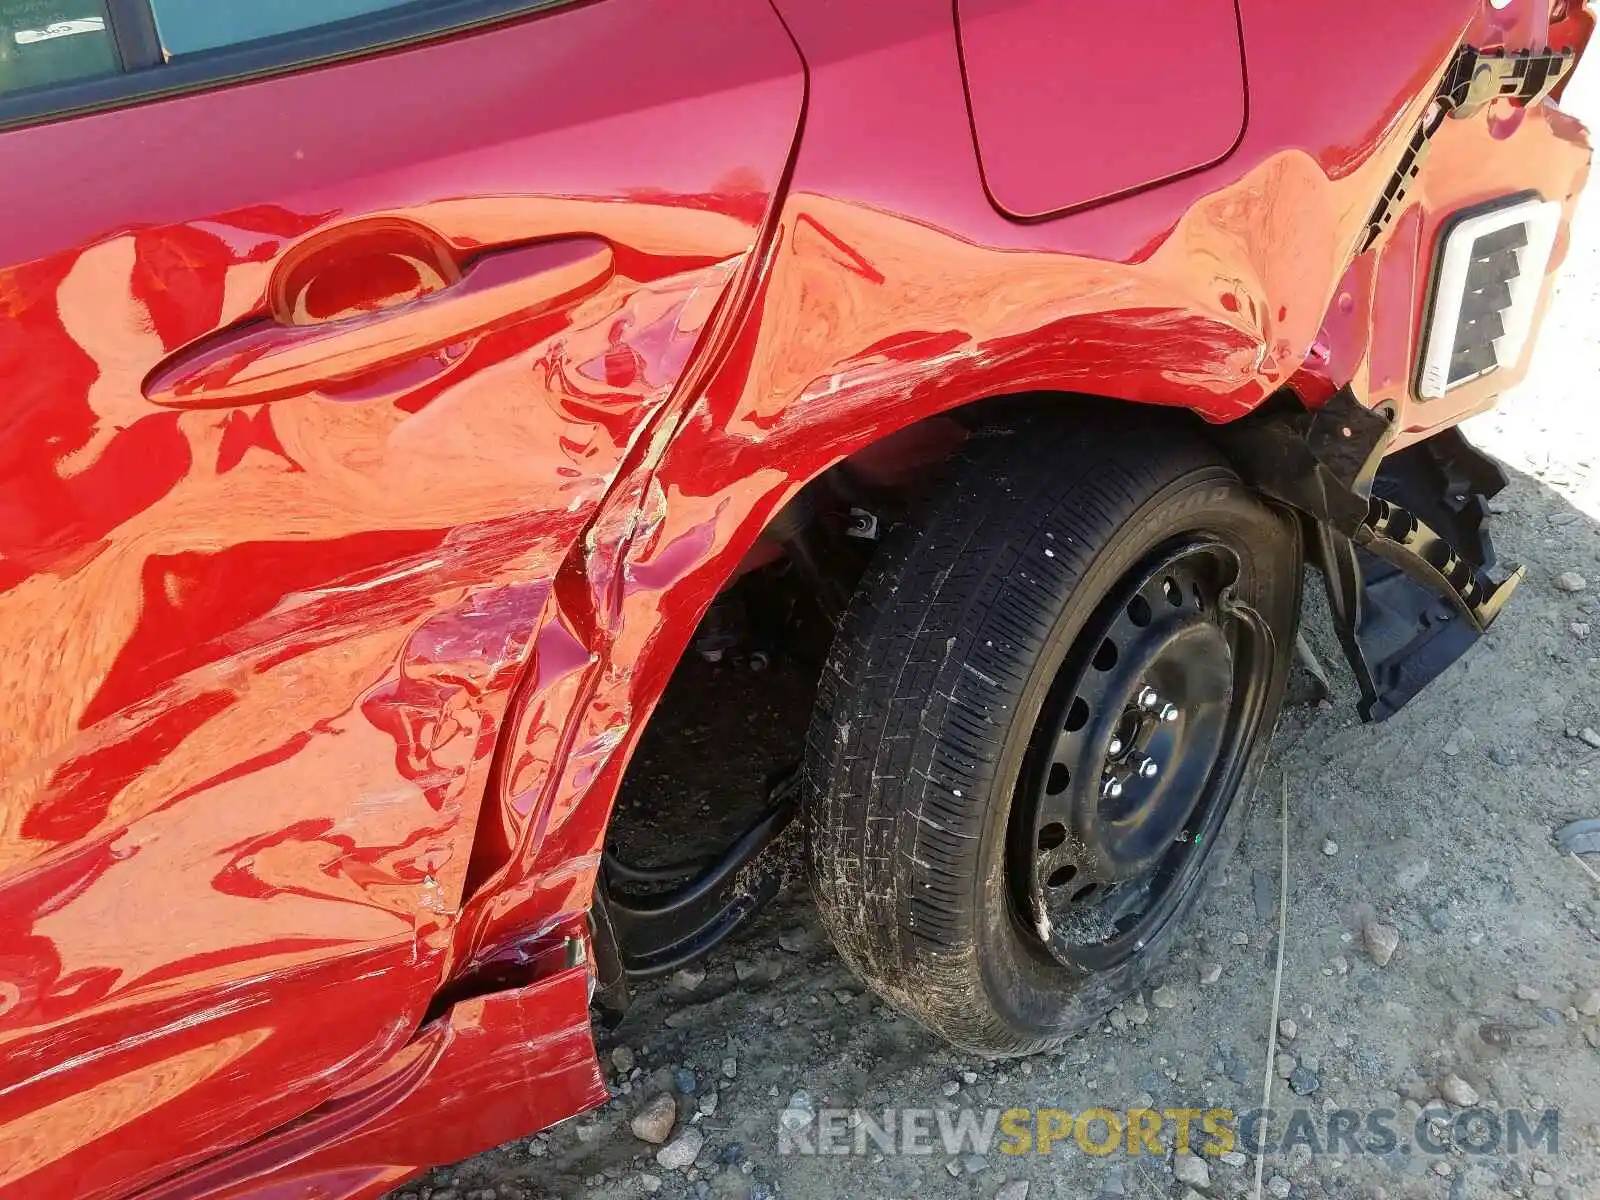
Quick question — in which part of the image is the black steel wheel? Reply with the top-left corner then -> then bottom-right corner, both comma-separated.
1010,537 -> 1275,973
805,410 -> 1301,1056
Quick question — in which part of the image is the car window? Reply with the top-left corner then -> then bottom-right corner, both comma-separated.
0,1 -> 119,96
148,0 -> 422,58
0,0 -> 556,127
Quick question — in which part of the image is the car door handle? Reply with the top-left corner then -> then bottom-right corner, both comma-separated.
143,236 -> 614,409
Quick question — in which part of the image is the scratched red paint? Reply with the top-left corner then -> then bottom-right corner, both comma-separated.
0,0 -> 1589,1196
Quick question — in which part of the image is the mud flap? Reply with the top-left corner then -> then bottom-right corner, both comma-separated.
1217,387 -> 1522,721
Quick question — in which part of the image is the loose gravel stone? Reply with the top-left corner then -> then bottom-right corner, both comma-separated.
1438,1074 -> 1480,1107
1322,838 -> 1339,856
670,965 -> 706,992
1555,571 -> 1589,593
611,1046 -> 636,1074
631,1095 -> 677,1146
993,1182 -> 1030,1200
1579,727 -> 1600,750
655,1127 -> 704,1171
1267,1175 -> 1292,1198
1279,1018 -> 1298,1041
779,1090 -> 815,1133
1198,963 -> 1223,985
1364,921 -> 1400,966
1577,988 -> 1600,1017
1174,1153 -> 1211,1189
1150,985 -> 1179,1009
1289,1065 -> 1320,1095
1516,983 -> 1542,1001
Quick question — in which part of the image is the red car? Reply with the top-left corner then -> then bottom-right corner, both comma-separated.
0,0 -> 1590,1195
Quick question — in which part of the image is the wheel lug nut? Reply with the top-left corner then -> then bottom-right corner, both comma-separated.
1134,755 -> 1160,779
1102,777 -> 1124,799
1137,686 -> 1160,710
1159,703 -> 1179,723
1108,736 -> 1124,756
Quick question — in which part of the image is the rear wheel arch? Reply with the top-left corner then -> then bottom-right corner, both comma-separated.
584,389 -> 1294,1014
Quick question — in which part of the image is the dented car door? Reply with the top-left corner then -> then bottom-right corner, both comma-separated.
0,1 -> 802,1193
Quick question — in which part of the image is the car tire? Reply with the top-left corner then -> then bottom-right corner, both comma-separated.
802,409 -> 1301,1056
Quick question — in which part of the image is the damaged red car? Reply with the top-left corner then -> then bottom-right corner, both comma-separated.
0,0 -> 1591,1195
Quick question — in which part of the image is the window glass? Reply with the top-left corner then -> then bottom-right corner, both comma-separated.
148,0 -> 422,58
0,1 -> 118,96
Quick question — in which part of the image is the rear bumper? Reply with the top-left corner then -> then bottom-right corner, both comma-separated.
1374,14 -> 1594,445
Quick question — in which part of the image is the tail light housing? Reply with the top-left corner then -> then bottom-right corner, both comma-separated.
1417,194 -> 1561,398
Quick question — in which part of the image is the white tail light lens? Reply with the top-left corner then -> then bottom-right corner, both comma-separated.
1418,195 -> 1561,398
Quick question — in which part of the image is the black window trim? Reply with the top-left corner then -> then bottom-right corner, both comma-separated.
0,0 -> 569,133
104,0 -> 163,71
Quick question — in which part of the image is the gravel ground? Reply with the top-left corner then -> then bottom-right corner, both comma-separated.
403,74 -> 1600,1200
